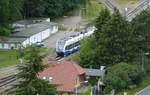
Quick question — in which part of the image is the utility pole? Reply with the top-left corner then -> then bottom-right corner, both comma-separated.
141,51 -> 145,71
147,0 -> 150,8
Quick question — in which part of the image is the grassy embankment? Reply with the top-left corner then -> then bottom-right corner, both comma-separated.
117,75 -> 150,95
113,0 -> 141,8
0,50 -> 19,68
82,0 -> 105,20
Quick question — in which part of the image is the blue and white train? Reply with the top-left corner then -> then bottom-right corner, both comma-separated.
56,27 -> 96,56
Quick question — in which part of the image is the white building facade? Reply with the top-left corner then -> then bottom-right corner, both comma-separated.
0,22 -> 58,50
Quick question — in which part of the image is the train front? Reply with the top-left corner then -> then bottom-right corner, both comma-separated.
56,40 -> 66,56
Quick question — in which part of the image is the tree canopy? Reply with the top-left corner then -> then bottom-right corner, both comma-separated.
13,46 -> 58,95
131,10 -> 150,52
76,9 -> 139,68
0,0 -> 89,35
0,0 -> 22,35
103,63 -> 143,93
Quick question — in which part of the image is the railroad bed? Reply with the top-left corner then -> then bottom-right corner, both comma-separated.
0,74 -> 19,93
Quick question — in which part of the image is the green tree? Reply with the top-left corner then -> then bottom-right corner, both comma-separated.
131,10 -> 150,52
94,8 -> 110,42
23,0 -> 46,18
103,63 -> 143,92
74,36 -> 97,68
74,8 -> 110,68
44,0 -> 64,19
0,0 -> 23,35
13,46 -> 58,95
96,9 -> 138,66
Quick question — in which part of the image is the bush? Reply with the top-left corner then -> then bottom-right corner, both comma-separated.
58,25 -> 67,31
103,63 -> 143,92
0,26 -> 12,36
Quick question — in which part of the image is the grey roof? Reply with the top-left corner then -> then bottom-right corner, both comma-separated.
0,22 -> 58,43
85,68 -> 105,77
11,22 -> 58,37
0,36 -> 26,43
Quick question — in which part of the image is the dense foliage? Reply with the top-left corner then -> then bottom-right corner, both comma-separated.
0,0 -> 89,36
131,10 -> 150,52
13,46 -> 58,95
22,0 -> 89,19
74,36 -> 97,68
0,0 -> 23,35
74,9 -> 150,93
76,8 -> 139,68
103,63 -> 143,93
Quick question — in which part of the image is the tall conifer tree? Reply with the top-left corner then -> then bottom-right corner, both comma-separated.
96,9 -> 138,66
13,46 -> 58,95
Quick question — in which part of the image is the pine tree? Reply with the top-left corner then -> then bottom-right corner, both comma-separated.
13,46 -> 58,95
96,9 -> 138,66
131,10 -> 150,52
94,8 -> 111,43
74,8 -> 111,69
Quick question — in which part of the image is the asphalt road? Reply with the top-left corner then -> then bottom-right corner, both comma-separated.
135,86 -> 150,95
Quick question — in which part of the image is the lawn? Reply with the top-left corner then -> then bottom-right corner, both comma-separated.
113,0 -> 142,8
117,76 -> 150,95
82,0 -> 105,20
0,50 -> 19,68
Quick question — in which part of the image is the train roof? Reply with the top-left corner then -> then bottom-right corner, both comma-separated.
59,32 -> 80,42
57,27 -> 96,43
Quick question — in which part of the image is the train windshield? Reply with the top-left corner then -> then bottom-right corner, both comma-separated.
57,40 -> 65,50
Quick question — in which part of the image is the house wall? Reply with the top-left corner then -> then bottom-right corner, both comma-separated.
0,25 -> 58,49
0,43 -> 21,50
22,25 -> 58,47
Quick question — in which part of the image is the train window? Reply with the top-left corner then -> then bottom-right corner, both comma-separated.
65,41 -> 80,50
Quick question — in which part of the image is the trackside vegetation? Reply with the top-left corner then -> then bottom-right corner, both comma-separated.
12,46 -> 58,95
0,50 -> 19,68
73,8 -> 150,94
82,0 -> 105,20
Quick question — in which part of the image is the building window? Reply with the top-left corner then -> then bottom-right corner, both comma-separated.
43,76 -> 53,82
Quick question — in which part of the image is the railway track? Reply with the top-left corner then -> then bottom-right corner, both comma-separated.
126,0 -> 149,20
0,74 -> 18,93
99,0 -> 150,21
0,56 -> 66,93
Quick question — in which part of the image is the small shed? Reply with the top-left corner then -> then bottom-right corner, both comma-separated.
85,68 -> 105,77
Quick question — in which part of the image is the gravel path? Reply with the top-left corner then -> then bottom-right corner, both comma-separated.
57,9 -> 89,28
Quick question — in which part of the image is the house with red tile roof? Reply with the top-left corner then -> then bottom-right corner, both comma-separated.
39,61 -> 88,95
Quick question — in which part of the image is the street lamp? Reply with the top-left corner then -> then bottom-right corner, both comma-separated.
141,52 -> 149,71
145,52 -> 149,55
147,0 -> 149,8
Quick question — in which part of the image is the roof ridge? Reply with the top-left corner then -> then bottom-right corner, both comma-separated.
71,62 -> 84,75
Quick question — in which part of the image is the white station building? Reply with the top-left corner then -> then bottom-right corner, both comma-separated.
0,21 -> 58,50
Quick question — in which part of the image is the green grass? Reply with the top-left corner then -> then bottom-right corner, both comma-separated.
113,0 -> 141,8
82,0 -> 105,20
117,76 -> 150,95
0,50 -> 19,68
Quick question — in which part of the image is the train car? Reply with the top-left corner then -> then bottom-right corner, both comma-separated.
56,27 -> 96,56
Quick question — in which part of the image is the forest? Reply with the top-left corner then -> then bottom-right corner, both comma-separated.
0,0 -> 89,35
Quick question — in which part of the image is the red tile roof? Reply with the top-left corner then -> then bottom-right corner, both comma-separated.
39,61 -> 85,92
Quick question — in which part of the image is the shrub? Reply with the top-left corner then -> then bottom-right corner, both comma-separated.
103,63 -> 143,92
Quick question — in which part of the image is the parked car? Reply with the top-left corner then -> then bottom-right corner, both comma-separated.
36,42 -> 44,47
